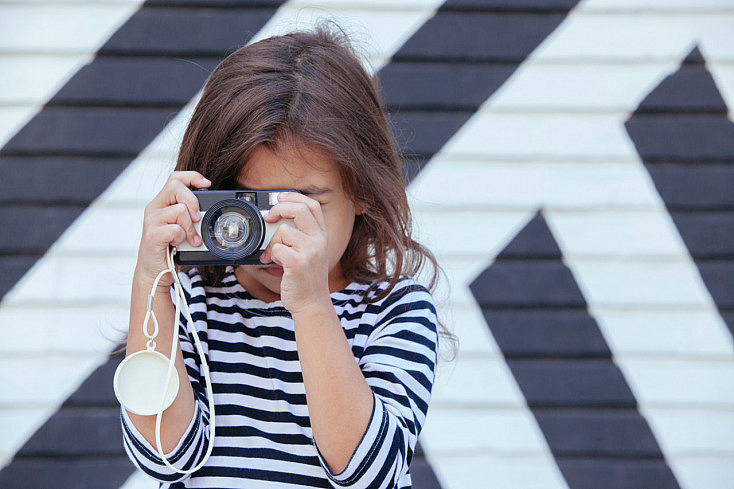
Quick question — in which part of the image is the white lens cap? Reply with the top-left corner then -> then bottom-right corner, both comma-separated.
113,350 -> 180,416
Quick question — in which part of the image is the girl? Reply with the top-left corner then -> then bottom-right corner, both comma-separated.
121,26 -> 446,489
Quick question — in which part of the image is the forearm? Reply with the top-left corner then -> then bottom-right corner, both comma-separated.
292,299 -> 374,474
125,267 -> 196,453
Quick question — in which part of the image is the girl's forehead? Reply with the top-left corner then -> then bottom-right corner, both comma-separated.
237,142 -> 339,190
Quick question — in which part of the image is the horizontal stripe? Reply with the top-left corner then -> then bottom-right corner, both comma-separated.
207,337 -> 298,362
215,425 -> 313,446
213,382 -> 307,405
372,300 -> 438,332
193,466 -> 331,488
363,345 -> 436,370
209,360 -> 304,382
215,403 -> 311,427
212,446 -> 320,465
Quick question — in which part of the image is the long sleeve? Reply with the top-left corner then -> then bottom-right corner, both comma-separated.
120,270 -> 212,484
315,279 -> 439,489
121,399 -> 210,483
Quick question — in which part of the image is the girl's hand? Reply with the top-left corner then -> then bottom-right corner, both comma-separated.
135,171 -> 211,288
259,192 -> 331,315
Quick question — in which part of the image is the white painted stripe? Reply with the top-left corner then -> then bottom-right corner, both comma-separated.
530,9 -> 734,62
426,453 -> 569,489
585,0 -> 734,11
410,159 -> 660,208
445,112 -> 653,159
425,407 -> 555,455
118,470 -> 156,489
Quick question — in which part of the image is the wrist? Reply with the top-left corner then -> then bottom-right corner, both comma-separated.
290,296 -> 335,324
133,265 -> 174,292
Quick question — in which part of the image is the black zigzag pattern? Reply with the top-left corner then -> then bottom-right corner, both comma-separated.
0,0 -> 581,487
625,46 -> 734,337
471,212 -> 681,489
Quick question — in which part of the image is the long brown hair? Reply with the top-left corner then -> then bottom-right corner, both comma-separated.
175,26 -> 454,347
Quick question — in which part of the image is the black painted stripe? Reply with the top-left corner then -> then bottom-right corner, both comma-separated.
470,212 -> 681,489
625,47 -> 734,337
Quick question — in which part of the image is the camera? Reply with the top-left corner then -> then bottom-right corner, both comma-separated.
174,189 -> 296,265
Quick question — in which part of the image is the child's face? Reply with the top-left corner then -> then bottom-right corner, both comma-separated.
234,141 -> 359,299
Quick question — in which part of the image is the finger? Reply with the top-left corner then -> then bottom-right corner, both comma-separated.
264,201 -> 323,235
259,223 -> 302,264
273,222 -> 302,248
162,171 -> 212,204
271,192 -> 326,230
268,242 -> 298,269
150,178 -> 205,225
147,223 -> 188,249
150,203 -> 201,247
169,170 -> 211,189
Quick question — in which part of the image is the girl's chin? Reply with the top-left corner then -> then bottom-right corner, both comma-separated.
234,265 -> 282,301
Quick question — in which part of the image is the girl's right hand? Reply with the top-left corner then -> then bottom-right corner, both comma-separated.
135,171 -> 211,288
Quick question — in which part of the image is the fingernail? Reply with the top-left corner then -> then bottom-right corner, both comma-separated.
193,235 -> 202,246
196,210 -> 202,221
202,177 -> 211,185
278,192 -> 290,201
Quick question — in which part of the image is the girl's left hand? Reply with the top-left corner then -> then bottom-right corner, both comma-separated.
259,192 -> 331,315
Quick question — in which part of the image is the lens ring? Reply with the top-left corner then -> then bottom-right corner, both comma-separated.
201,199 -> 263,260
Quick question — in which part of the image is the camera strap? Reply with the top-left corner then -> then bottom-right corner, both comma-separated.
114,247 -> 216,474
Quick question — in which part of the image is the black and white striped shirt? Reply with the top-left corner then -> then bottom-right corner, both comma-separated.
121,268 -> 438,489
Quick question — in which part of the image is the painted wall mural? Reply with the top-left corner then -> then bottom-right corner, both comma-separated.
0,1 -> 732,488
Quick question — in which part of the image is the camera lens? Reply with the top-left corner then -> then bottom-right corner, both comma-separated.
201,199 -> 264,261
213,211 -> 250,249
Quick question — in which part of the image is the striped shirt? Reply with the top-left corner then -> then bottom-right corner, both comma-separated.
121,268 -> 438,489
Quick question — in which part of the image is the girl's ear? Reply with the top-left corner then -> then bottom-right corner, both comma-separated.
355,200 -> 369,216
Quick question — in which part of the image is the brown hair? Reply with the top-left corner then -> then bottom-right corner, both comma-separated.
175,26 -> 454,348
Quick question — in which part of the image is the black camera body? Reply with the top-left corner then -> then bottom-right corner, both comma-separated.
174,189 -> 296,266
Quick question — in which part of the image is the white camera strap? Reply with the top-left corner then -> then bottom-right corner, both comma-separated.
114,247 -> 216,474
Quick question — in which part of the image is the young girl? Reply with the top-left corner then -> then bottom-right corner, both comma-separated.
121,27 -> 445,489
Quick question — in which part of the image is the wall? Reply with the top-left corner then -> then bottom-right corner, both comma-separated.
0,1 -> 732,488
